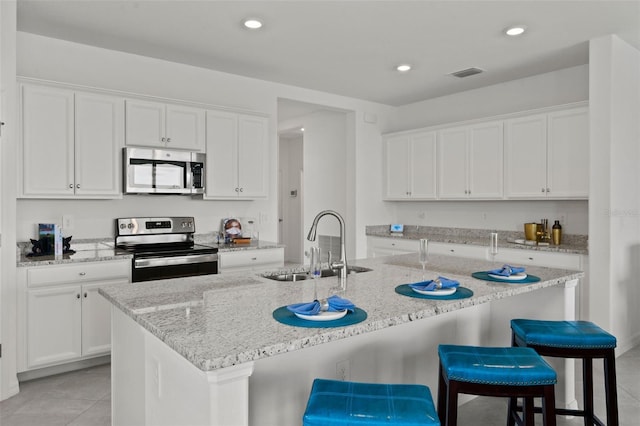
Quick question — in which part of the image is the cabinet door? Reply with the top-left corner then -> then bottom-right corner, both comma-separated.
505,114 -> 547,198
468,121 -> 503,199
219,248 -> 284,273
409,132 -> 437,199
82,281 -> 124,356
546,108 -> 589,198
237,114 -> 268,198
27,285 -> 82,368
21,84 -> 74,196
125,99 -> 165,147
75,92 -> 124,197
384,135 -> 410,199
205,110 -> 239,198
438,127 -> 468,199
166,104 -> 205,151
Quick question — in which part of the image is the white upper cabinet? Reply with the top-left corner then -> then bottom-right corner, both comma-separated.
438,121 -> 503,199
125,99 -> 205,151
546,108 -> 589,198
205,110 -> 269,199
20,84 -> 123,198
383,131 -> 437,200
21,84 -> 74,197
75,92 -> 123,196
505,107 -> 588,199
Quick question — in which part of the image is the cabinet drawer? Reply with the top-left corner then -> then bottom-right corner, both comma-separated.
27,260 -> 130,288
367,237 -> 418,253
497,248 -> 582,270
429,242 -> 486,259
219,248 -> 284,272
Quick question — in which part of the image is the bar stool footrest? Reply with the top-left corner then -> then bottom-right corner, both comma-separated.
512,404 -> 606,426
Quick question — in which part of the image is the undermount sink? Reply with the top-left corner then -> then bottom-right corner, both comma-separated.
263,266 -> 372,282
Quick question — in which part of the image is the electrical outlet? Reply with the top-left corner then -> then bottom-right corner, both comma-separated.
62,215 -> 74,230
151,357 -> 162,398
336,359 -> 350,381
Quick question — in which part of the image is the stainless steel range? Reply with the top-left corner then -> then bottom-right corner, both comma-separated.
115,217 -> 218,282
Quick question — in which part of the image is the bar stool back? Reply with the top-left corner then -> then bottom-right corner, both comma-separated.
437,345 -> 557,426
303,378 -> 440,426
510,319 -> 618,426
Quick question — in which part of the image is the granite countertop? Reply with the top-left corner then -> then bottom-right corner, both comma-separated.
99,253 -> 583,372
366,225 -> 588,255
16,238 -> 283,267
16,241 -> 132,267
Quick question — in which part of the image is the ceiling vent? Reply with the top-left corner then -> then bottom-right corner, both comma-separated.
449,67 -> 484,78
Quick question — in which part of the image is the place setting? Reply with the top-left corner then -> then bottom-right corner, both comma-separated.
272,247 -> 367,328
394,239 -> 474,300
471,233 -> 541,284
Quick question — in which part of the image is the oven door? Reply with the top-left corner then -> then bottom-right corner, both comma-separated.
132,252 -> 218,282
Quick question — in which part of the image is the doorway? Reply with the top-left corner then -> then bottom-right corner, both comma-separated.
278,131 -> 304,263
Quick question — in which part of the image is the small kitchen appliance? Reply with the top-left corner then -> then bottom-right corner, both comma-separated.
123,147 -> 205,195
115,216 -> 217,282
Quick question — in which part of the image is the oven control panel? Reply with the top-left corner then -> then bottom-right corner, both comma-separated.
116,217 -> 195,235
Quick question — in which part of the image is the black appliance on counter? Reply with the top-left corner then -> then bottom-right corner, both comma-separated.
115,217 -> 217,282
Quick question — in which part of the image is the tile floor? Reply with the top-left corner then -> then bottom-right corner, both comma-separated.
1,345 -> 638,425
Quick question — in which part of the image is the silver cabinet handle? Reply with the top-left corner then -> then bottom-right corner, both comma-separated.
69,184 -> 73,189
541,188 -> 545,193
79,272 -> 86,276
76,184 -> 80,189
235,187 -> 239,192
239,187 -> 243,192
546,188 -> 550,192
76,294 -> 81,299
166,137 -> 171,143
161,137 -> 166,142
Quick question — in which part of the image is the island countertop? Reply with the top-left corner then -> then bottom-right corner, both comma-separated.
99,253 -> 583,372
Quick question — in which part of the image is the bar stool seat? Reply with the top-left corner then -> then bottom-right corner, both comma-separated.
437,345 -> 557,426
303,378 -> 440,426
511,319 -> 618,426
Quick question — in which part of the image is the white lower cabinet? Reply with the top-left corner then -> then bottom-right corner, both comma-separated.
366,237 -> 419,257
218,248 -> 284,274
18,260 -> 131,371
367,236 -> 583,270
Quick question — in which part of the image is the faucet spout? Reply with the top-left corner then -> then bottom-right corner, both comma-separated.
307,210 -> 347,283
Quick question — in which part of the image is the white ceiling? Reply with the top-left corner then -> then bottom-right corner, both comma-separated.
17,0 -> 640,109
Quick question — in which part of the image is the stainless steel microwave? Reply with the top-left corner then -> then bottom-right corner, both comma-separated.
123,147 -> 205,195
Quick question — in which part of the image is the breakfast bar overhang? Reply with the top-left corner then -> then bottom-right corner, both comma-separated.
99,253 -> 582,426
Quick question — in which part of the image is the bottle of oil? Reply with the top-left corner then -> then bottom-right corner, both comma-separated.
552,220 -> 562,245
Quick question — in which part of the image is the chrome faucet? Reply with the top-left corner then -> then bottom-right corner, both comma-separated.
307,210 -> 347,283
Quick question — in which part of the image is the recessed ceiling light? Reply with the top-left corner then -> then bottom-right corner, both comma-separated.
300,127 -> 305,132
505,26 -> 526,36
396,64 -> 411,72
243,19 -> 263,29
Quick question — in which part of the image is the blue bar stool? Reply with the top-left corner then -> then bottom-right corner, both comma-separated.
510,319 -> 618,426
437,345 -> 557,426
303,378 -> 440,425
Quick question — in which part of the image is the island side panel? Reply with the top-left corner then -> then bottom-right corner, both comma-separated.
112,307 -> 255,426
112,306 -> 146,425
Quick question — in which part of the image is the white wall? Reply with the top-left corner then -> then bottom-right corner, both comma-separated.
589,35 -> 640,353
391,64 -> 589,132
0,0 -> 19,402
15,32 -> 396,252
384,65 -> 591,236
300,110 -> 349,258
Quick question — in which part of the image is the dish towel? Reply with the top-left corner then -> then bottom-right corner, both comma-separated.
488,264 -> 526,276
286,295 -> 356,315
409,276 -> 459,291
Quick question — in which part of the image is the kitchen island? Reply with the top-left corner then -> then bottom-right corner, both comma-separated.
99,253 -> 582,426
